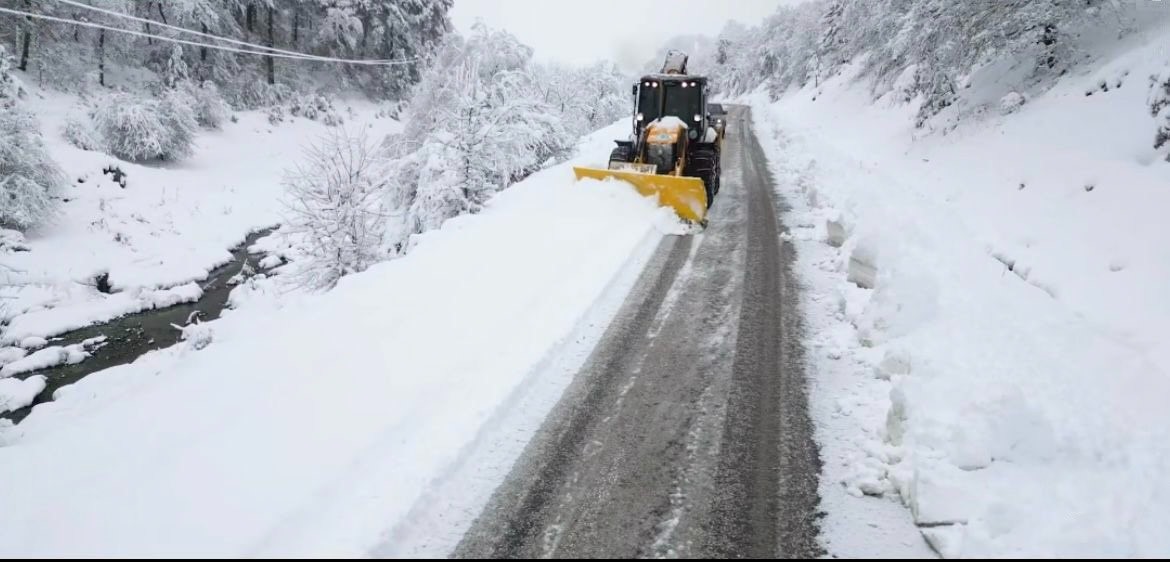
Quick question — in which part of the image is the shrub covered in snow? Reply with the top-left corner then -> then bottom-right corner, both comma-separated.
394,138 -> 465,235
283,127 -> 388,290
92,94 -> 168,161
0,228 -> 28,252
226,78 -> 292,111
92,91 -> 196,162
1000,92 -> 1028,115
287,93 -> 343,126
159,88 -> 199,156
231,83 -> 340,127
267,104 -> 286,126
376,100 -> 407,120
0,46 -> 63,230
180,80 -> 230,130
61,111 -> 103,151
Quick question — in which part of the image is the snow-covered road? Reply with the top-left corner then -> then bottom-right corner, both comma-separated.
450,106 -> 822,558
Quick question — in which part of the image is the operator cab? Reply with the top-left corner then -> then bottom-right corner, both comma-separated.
631,74 -> 710,141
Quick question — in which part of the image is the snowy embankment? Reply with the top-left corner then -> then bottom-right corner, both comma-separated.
0,86 -> 400,348
754,25 -> 1170,557
0,121 -> 679,556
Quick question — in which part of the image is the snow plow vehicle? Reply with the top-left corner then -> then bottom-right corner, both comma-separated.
708,103 -> 728,149
573,51 -> 722,225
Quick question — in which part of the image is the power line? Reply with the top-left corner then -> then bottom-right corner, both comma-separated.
0,6 -> 417,66
48,0 -> 403,64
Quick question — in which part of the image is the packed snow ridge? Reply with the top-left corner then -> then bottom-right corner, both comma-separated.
747,20 -> 1170,559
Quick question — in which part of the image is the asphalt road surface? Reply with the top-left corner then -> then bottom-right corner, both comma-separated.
454,106 -> 823,559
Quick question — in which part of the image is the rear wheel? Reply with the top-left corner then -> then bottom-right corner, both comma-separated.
711,149 -> 722,196
686,147 -> 719,208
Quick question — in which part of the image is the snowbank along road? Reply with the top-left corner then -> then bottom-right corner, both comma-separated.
454,106 -> 823,558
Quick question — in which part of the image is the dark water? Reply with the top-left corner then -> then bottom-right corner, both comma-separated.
3,228 -> 277,424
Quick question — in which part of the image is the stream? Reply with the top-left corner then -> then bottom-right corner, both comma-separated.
2,228 -> 277,424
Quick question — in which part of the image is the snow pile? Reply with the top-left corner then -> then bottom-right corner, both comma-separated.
18,336 -> 46,350
0,347 -> 27,366
0,376 -> 45,414
752,23 -> 1170,558
174,321 -> 214,351
651,115 -> 689,130
0,123 -> 678,556
0,337 -> 105,378
0,344 -> 86,378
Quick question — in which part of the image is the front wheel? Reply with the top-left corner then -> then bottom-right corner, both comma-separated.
686,147 -> 719,208
609,145 -> 633,164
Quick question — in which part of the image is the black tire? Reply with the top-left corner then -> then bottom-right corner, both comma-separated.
711,153 -> 721,196
686,147 -> 719,208
609,145 -> 633,164
709,142 -> 722,196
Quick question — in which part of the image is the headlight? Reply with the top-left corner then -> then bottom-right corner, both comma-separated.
693,114 -> 701,122
636,113 -> 644,121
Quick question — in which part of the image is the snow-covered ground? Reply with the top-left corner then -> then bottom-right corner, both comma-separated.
0,120 -> 681,556
0,85 -> 400,348
753,23 -> 1170,558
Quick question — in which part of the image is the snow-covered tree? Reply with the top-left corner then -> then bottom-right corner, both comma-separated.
0,0 -> 453,101
164,46 -> 191,89
0,49 -> 20,102
533,62 -> 630,136
817,0 -> 846,74
388,25 -> 577,241
0,46 -> 62,230
89,0 -> 139,87
702,0 -> 1122,126
293,0 -> 454,98
1152,70 -> 1170,159
283,127 -> 388,289
401,24 -> 532,141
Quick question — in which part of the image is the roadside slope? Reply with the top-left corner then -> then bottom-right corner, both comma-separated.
751,23 -> 1170,557
0,123 -> 680,557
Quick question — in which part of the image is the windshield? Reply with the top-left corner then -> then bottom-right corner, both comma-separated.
662,81 -> 701,122
638,81 -> 661,122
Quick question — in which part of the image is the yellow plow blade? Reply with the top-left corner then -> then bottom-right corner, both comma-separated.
572,166 -> 708,224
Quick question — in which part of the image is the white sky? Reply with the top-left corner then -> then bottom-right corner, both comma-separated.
450,0 -> 797,72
